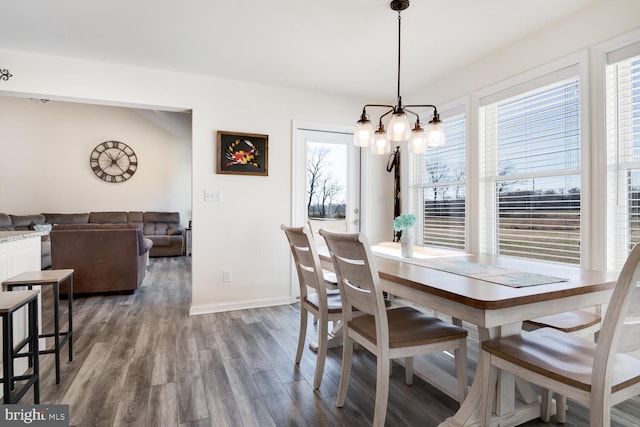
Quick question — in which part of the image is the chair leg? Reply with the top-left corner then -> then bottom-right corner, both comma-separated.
336,335 -> 353,408
589,395 -> 610,427
481,352 -> 498,427
405,357 -> 413,385
372,349 -> 391,427
540,389 -> 552,422
556,394 -> 567,423
455,338 -> 468,402
295,307 -> 308,364
312,313 -> 328,389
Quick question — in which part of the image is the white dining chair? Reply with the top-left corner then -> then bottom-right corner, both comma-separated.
320,229 -> 468,427
523,308 -> 602,422
281,224 -> 343,389
481,243 -> 640,427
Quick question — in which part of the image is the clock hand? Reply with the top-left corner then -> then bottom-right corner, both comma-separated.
114,150 -> 125,161
115,164 -> 126,174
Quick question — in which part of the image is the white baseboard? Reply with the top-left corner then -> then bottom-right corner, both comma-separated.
189,296 -> 296,316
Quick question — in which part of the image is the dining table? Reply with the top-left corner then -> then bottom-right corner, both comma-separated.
317,241 -> 619,427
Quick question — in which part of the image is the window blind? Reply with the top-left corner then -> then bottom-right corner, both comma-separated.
606,52 -> 640,271
481,76 -> 581,264
410,113 -> 466,250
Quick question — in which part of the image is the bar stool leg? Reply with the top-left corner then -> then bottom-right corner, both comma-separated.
26,284 -> 34,369
53,283 -> 61,384
68,276 -> 73,362
2,313 -> 11,403
29,299 -> 39,404
7,314 -> 15,393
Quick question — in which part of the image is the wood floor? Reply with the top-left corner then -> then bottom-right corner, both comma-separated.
26,256 -> 640,426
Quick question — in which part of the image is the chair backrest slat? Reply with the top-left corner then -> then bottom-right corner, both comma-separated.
320,230 -> 387,321
282,225 -> 326,300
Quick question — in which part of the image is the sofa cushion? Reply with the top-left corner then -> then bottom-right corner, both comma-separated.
143,211 -> 180,224
10,214 -> 46,230
148,235 -> 171,247
0,213 -> 14,230
89,211 -> 128,224
45,213 -> 90,224
128,211 -> 144,224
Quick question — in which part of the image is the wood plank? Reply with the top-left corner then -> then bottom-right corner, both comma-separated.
17,257 -> 639,427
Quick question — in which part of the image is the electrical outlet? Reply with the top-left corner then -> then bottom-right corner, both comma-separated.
223,270 -> 232,282
204,189 -> 221,202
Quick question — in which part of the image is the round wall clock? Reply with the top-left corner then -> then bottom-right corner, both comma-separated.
90,141 -> 138,183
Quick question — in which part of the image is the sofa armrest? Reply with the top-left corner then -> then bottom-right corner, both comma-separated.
167,228 -> 183,236
142,237 -> 153,253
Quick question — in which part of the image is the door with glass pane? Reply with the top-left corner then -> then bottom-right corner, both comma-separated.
293,126 -> 360,233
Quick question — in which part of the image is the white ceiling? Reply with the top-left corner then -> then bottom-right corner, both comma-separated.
0,0 -> 602,101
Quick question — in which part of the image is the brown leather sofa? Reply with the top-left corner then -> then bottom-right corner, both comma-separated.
140,211 -> 183,257
50,223 -> 153,295
0,211 -> 184,269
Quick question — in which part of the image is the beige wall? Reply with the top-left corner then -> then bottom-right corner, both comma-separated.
0,97 -> 191,225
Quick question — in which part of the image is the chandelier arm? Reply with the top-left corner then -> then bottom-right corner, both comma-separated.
363,104 -> 395,110
405,105 -> 439,119
378,108 -> 394,127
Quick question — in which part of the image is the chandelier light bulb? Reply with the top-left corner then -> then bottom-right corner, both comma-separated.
354,118 -> 375,147
387,112 -> 411,142
372,126 -> 391,155
408,124 -> 427,153
425,119 -> 446,148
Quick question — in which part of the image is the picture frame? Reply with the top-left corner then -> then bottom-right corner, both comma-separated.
216,130 -> 269,176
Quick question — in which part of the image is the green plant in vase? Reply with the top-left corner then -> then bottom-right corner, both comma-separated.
393,213 -> 416,258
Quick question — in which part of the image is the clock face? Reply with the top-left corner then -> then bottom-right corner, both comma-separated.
90,141 -> 138,183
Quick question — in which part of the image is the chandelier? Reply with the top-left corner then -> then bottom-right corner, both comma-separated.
354,0 -> 446,155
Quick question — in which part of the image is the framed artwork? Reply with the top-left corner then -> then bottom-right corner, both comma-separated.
216,130 -> 269,176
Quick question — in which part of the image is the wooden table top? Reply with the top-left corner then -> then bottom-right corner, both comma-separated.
3,269 -> 74,285
319,242 -> 618,311
0,289 -> 40,313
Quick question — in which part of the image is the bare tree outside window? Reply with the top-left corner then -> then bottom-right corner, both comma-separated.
307,145 -> 346,219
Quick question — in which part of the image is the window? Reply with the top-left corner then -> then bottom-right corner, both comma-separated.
409,111 -> 466,250
606,42 -> 640,271
480,69 -> 582,264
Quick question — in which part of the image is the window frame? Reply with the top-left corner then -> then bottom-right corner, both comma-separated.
406,98 -> 470,252
473,51 -> 590,265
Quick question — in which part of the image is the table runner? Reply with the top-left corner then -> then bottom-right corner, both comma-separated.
372,248 -> 568,288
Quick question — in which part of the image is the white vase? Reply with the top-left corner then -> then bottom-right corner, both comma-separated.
400,230 -> 414,258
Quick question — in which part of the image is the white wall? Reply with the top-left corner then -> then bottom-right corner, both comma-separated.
409,0 -> 640,106
0,49 -> 386,314
0,97 -> 192,225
